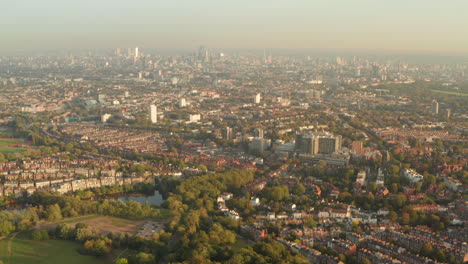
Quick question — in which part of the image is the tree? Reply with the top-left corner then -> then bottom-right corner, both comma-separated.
361,258 -> 372,264
135,252 -> 156,264
401,212 -> 410,225
434,249 -> 446,262
304,218 -> 317,228
421,243 -> 433,256
0,217 -> 15,236
389,211 -> 398,223
115,258 -> 129,264
293,184 -> 306,196
84,238 -> 112,256
338,192 -> 353,203
31,230 -> 49,241
45,204 -> 62,222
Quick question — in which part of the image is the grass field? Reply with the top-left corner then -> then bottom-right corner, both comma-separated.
157,208 -> 171,219
0,232 -> 109,264
430,89 -> 468,96
66,216 -> 145,234
57,215 -> 103,224
0,138 -> 26,154
0,139 -> 21,146
0,146 -> 26,154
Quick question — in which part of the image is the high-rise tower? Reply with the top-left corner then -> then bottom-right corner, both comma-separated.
149,104 -> 157,123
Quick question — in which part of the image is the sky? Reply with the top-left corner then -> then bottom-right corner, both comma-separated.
2,0 -> 468,55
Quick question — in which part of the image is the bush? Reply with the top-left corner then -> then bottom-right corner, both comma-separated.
31,230 -> 49,241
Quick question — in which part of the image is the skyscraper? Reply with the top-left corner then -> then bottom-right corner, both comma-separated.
179,98 -> 186,108
295,133 -> 319,155
295,133 -> 342,155
432,100 -> 439,115
222,127 -> 233,140
254,93 -> 261,104
318,135 -> 342,154
149,104 -> 157,123
351,141 -> 364,155
446,108 -> 452,119
135,47 -> 140,59
254,128 -> 264,138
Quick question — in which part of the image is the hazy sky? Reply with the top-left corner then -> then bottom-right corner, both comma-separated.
2,0 -> 468,55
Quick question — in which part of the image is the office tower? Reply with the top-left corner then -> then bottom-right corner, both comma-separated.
446,108 -> 452,119
189,114 -> 201,122
149,104 -> 157,123
351,141 -> 364,155
254,128 -> 264,138
101,114 -> 112,123
251,137 -> 268,154
179,98 -> 186,108
318,135 -> 342,154
355,68 -> 361,77
254,93 -> 261,104
127,47 -> 132,58
135,47 -> 139,59
295,133 -> 319,155
432,100 -> 439,115
198,46 -> 209,62
222,127 -> 233,140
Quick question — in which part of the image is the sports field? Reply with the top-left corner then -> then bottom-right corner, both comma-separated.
0,138 -> 28,154
0,232 -> 109,264
430,89 -> 468,96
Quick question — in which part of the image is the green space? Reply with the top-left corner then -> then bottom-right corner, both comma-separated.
0,232 -> 109,264
0,146 -> 26,154
0,138 -> 26,154
156,208 -> 171,219
57,215 -> 102,224
234,238 -> 249,251
108,217 -> 135,227
430,89 -> 468,96
0,131 -> 15,138
0,139 -> 21,146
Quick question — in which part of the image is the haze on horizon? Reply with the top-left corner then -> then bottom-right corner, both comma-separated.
2,0 -> 468,55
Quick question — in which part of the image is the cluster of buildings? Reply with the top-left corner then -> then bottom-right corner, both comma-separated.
0,155 -> 151,197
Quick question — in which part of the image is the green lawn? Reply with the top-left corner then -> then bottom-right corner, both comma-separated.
430,89 -> 468,96
157,208 -> 172,219
0,139 -> 21,146
0,146 -> 26,154
108,217 -> 135,227
57,215 -> 102,224
234,238 -> 249,251
0,131 -> 15,138
0,233 -> 109,264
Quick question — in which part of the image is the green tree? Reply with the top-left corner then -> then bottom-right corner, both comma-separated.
45,204 -> 62,222
293,184 -> 306,196
421,243 -> 433,257
115,258 -> 129,264
0,219 -> 15,236
31,230 -> 49,241
389,211 -> 398,223
135,252 -> 156,264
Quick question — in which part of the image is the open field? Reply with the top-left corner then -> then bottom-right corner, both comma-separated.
430,89 -> 468,96
67,216 -> 146,234
157,208 -> 171,219
0,146 -> 26,154
0,139 -> 21,146
0,232 -> 109,264
56,215 -> 103,224
0,138 -> 28,154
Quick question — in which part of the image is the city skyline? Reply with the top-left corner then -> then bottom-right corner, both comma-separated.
2,0 -> 468,55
